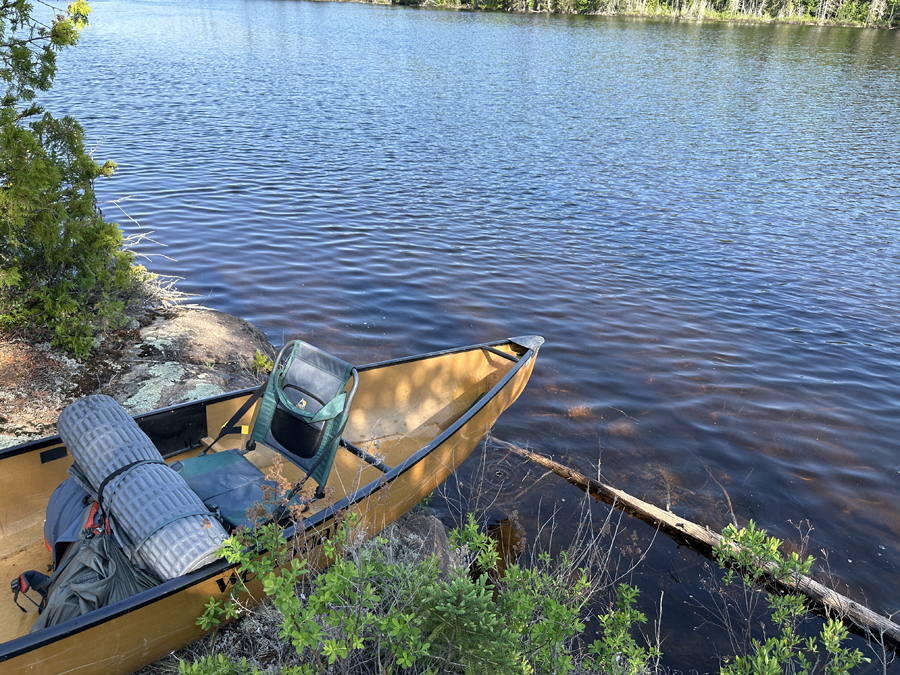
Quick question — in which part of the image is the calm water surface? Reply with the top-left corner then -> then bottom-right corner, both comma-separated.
48,0 -> 900,668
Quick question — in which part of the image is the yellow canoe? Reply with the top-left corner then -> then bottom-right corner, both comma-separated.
0,336 -> 542,674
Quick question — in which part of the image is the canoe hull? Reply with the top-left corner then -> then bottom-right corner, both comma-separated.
0,337 -> 540,674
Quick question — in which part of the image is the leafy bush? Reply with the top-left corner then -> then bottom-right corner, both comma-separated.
190,506 -> 879,675
190,511 -> 659,675
178,654 -> 258,675
712,521 -> 869,675
252,349 -> 274,375
0,0 -> 136,357
588,584 -> 661,675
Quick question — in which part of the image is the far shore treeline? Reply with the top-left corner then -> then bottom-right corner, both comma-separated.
335,0 -> 899,28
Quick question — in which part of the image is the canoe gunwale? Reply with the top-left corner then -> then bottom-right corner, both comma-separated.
0,387 -> 256,462
0,336 -> 541,663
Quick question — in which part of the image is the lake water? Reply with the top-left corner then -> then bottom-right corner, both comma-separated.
47,0 -> 900,669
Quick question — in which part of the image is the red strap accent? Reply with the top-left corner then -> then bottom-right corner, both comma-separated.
18,574 -> 28,593
43,535 -> 51,553
85,501 -> 98,529
85,501 -> 102,536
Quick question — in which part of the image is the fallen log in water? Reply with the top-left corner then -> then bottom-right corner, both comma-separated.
497,440 -> 900,649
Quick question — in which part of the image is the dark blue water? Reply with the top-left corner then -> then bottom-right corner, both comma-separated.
47,0 -> 900,668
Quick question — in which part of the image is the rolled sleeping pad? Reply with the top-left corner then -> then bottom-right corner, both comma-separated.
56,395 -> 228,580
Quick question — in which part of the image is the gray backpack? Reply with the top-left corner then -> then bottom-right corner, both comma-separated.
13,485 -> 160,632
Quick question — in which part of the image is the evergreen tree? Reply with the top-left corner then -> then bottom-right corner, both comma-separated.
1,0 -> 133,358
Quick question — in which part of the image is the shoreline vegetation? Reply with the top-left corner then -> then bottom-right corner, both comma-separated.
162,456 -> 883,675
324,0 -> 899,28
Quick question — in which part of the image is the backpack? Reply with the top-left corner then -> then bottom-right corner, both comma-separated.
43,476 -> 92,569
13,491 -> 160,632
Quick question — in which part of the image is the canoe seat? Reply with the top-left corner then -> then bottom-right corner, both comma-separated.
199,340 -> 359,505
246,340 -> 359,498
170,449 -> 288,531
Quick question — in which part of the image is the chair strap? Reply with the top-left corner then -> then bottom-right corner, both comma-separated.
201,382 -> 267,456
97,459 -> 166,515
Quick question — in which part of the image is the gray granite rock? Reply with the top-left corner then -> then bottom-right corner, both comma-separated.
384,506 -> 463,578
136,309 -> 275,369
103,309 -> 276,414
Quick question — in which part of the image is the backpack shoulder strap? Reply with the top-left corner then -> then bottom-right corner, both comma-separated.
11,570 -> 52,613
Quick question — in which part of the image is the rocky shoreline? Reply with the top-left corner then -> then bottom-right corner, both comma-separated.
0,308 -> 275,449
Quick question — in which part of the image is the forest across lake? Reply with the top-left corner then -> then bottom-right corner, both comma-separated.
331,0 -> 899,28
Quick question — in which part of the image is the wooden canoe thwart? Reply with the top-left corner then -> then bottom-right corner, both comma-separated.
0,337 -> 543,674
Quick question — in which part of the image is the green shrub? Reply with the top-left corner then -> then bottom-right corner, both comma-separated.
712,521 -> 869,675
1,0 -> 136,357
187,493 -> 883,675
191,511 -> 659,674
178,654 -> 256,675
587,583 -> 661,675
252,349 -> 274,375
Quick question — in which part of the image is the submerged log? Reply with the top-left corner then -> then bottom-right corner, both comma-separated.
497,440 -> 900,649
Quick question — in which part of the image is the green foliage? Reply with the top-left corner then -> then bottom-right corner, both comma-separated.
713,521 -> 869,675
187,509 -> 882,675
1,0 -> 136,357
716,520 -> 814,585
498,551 -> 587,674
177,653 -> 312,675
587,584 -> 661,675
835,0 -> 869,20
388,0 -> 897,25
198,596 -> 240,632
178,654 -> 255,675
418,559 -> 519,672
188,511 -> 659,674
252,349 -> 273,375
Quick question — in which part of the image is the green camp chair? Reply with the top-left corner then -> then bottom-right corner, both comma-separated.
173,340 -> 359,528
248,340 -> 359,497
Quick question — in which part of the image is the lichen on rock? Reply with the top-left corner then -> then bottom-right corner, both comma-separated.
109,309 -> 274,414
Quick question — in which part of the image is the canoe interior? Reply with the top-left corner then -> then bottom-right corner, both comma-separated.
0,341 -> 521,646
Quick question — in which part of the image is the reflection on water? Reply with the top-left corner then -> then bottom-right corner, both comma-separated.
47,0 -> 900,669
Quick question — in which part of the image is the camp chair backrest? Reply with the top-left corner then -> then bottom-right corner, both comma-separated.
250,340 -> 358,492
